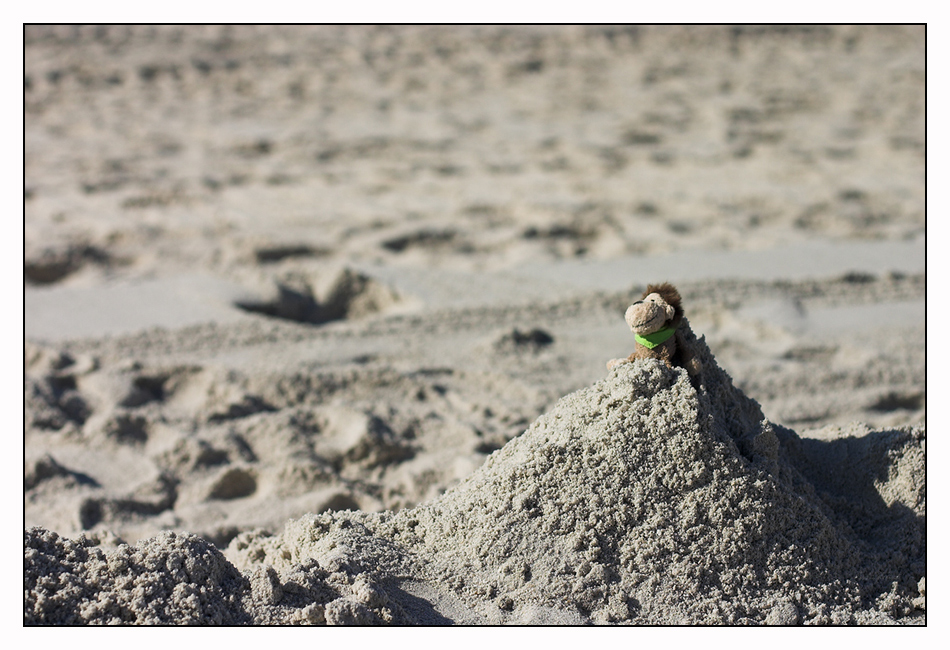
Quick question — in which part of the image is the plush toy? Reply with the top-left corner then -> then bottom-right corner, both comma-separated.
606,282 -> 702,376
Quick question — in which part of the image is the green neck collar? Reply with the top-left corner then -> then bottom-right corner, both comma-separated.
635,326 -> 676,349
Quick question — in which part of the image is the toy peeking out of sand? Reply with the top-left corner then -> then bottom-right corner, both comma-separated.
607,282 -> 702,377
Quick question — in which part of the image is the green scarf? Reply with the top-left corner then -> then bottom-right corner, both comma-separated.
635,326 -> 676,349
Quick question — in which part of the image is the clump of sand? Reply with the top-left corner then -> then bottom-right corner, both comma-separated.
24,327 -> 924,624
25,528 -> 249,624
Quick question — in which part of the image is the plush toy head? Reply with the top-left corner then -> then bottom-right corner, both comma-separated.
624,282 -> 683,338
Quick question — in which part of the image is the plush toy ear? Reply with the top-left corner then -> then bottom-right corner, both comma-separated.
663,302 -> 675,320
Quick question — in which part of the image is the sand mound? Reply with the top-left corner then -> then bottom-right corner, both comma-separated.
235,267 -> 401,325
25,327 -> 924,624
373,325 -> 924,624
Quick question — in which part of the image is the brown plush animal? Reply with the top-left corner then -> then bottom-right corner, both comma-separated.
606,282 -> 702,376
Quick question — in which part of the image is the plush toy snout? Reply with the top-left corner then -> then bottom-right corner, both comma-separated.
624,295 -> 675,335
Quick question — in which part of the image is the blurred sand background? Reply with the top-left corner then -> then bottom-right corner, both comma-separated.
24,25 -> 924,624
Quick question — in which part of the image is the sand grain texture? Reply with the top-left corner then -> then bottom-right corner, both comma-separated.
24,25 -> 924,625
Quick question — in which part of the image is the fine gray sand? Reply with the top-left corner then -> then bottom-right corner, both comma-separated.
24,25 -> 924,625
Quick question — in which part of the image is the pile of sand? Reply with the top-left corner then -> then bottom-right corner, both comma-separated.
25,327 -> 924,625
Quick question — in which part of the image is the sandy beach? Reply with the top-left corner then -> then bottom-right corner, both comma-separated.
24,25 -> 924,624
